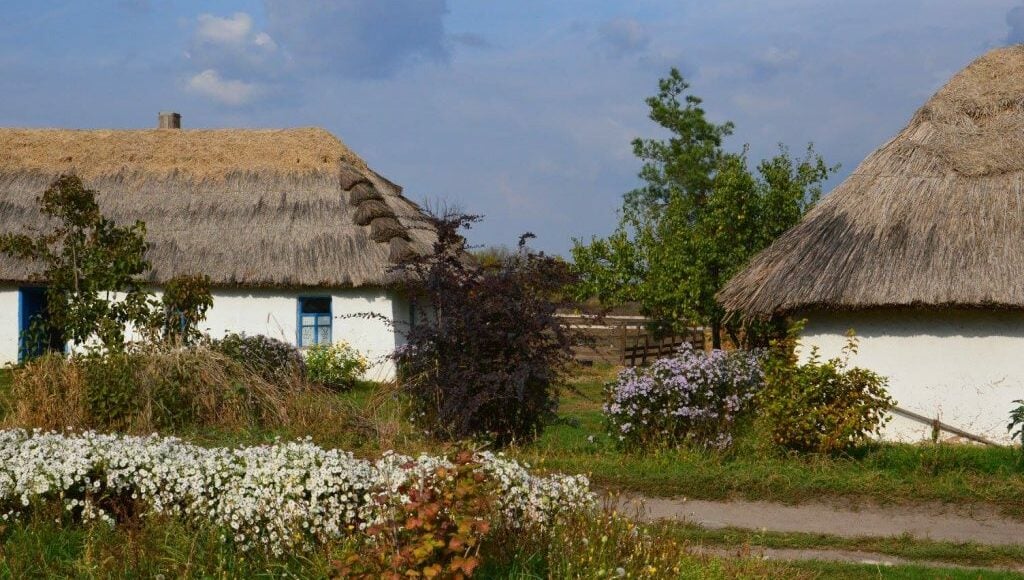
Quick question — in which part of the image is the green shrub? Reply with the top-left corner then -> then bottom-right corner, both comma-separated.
154,274 -> 214,345
760,329 -> 892,454
336,451 -> 493,578
80,351 -> 139,428
212,333 -> 305,383
303,341 -> 368,391
1008,400 -> 1024,457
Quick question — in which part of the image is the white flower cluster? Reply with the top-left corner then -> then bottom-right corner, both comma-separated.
0,429 -> 593,556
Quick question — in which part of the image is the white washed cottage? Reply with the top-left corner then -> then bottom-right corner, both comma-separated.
719,47 -> 1024,443
0,114 -> 434,379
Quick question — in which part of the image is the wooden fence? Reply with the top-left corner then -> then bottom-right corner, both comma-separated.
556,313 -> 705,367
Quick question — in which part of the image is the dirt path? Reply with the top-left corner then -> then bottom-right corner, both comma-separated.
618,495 -> 1024,546
692,545 -> 1024,573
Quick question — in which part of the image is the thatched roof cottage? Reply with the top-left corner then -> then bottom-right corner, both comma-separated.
0,114 -> 434,379
719,47 -> 1024,443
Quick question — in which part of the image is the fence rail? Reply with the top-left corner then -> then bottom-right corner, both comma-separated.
557,313 -> 704,367
890,406 -> 998,446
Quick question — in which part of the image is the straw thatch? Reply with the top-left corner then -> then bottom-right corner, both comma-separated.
718,46 -> 1024,316
0,127 -> 435,288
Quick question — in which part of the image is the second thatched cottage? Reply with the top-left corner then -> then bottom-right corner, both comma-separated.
0,114 -> 435,379
719,47 -> 1024,443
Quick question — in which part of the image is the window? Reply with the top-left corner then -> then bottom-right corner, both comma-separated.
298,297 -> 332,346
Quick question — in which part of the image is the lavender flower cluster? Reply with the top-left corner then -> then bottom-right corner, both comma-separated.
603,344 -> 764,450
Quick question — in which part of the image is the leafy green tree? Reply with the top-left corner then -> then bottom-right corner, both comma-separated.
0,175 -> 154,352
572,69 -> 834,348
156,274 -> 214,345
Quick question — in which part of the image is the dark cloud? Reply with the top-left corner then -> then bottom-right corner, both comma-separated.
1008,5 -> 1024,44
263,0 -> 449,79
597,18 -> 650,57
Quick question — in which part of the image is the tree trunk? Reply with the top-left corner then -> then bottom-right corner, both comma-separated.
711,319 -> 722,350
726,325 -> 741,350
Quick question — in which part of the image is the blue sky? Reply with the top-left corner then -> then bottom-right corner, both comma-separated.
0,1 -> 1018,254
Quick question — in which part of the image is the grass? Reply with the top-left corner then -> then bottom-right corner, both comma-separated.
0,368 -> 11,419
5,360 -> 1024,575
783,561 -> 1022,579
662,522 -> 1024,571
3,359 -> 1023,517
2,509 -> 1015,579
1,514 -> 1017,579
509,364 -> 1024,518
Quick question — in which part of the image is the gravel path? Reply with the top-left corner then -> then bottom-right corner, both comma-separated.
618,495 -> 1024,546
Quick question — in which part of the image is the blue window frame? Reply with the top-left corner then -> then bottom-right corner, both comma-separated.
297,297 -> 332,346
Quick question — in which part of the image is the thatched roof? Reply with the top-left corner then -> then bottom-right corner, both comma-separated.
0,127 -> 435,288
719,46 -> 1024,316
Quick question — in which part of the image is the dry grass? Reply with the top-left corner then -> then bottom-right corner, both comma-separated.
0,348 -> 421,451
720,45 -> 1024,316
5,347 -> 302,434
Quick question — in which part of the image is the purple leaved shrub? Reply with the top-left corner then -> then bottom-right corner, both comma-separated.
604,344 -> 764,450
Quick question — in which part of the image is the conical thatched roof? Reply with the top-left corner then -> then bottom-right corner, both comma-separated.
0,127 -> 434,288
719,46 -> 1024,316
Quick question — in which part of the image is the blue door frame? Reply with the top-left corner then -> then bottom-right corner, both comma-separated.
18,287 -> 64,361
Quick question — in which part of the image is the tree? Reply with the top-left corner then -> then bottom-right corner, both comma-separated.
0,175 -> 154,352
572,69 -> 834,348
155,274 -> 214,345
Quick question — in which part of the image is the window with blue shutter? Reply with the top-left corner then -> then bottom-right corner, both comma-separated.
297,297 -> 332,347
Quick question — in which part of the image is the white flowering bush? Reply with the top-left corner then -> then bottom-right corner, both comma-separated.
0,429 -> 593,557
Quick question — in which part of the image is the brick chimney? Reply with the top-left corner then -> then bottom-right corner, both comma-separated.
158,111 -> 181,129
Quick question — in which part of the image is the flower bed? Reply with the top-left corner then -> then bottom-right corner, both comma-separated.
0,429 -> 593,556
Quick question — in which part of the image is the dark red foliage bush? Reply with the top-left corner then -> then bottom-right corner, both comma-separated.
393,213 -> 577,446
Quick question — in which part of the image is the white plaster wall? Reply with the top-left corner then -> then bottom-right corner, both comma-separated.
0,288 -> 20,366
0,285 -> 404,380
197,288 -> 403,381
798,309 -> 1024,444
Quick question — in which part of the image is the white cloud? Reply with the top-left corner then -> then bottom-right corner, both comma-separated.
186,69 -> 259,106
195,13 -> 258,48
253,32 -> 277,51
188,12 -> 280,74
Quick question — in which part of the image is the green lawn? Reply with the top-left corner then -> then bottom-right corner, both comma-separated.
508,366 -> 1024,518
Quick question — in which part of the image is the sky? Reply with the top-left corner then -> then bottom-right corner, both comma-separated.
0,1 -> 1019,255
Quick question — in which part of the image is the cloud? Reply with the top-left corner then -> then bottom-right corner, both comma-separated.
263,0 -> 449,78
1008,5 -> 1024,44
186,69 -> 260,105
750,46 -> 800,81
598,18 -> 650,57
195,13 -> 256,47
188,12 -> 280,72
